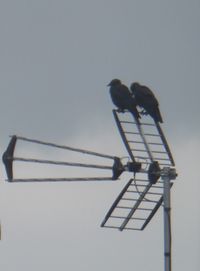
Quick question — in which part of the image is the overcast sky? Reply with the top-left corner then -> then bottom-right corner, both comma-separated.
0,1 -> 199,270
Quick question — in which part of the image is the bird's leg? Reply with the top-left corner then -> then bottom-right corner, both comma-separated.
117,108 -> 125,113
140,109 -> 148,115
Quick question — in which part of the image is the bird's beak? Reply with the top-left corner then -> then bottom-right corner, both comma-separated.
107,82 -> 111,87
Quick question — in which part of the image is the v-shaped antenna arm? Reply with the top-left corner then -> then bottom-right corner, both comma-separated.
2,135 -> 17,180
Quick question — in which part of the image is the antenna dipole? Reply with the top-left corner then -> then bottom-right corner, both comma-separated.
101,110 -> 178,271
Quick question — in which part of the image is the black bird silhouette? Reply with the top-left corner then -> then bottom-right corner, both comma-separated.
107,79 -> 140,123
130,82 -> 163,123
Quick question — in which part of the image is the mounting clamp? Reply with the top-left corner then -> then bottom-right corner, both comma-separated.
161,167 -> 177,180
148,161 -> 161,184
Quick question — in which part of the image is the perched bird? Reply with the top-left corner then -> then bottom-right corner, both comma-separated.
107,79 -> 140,123
130,82 -> 163,123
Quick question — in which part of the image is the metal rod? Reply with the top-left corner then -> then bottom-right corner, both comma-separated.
15,135 -> 115,160
130,179 -> 164,185
8,177 -> 114,182
117,206 -> 153,211
102,225 -> 121,230
13,157 -> 112,170
153,157 -> 171,161
110,215 -> 146,221
121,197 -> 139,201
120,121 -> 136,124
135,156 -> 171,162
148,142 -> 164,146
102,225 -> 141,231
134,156 -> 150,160
124,131 -> 140,135
128,184 -> 163,188
128,140 -> 146,144
124,227 -> 141,231
130,179 -> 150,183
144,133 -> 161,137
139,162 -> 172,167
117,206 -> 133,210
126,190 -> 162,196
131,149 -> 147,152
151,150 -> 169,154
141,123 -> 156,127
162,168 -> 172,271
122,197 -> 159,204
137,207 -> 153,211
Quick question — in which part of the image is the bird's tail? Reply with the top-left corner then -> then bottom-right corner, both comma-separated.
154,107 -> 163,123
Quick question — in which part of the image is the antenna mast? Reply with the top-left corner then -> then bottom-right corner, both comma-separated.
161,167 -> 177,271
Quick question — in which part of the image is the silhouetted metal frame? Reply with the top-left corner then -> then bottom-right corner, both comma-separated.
101,177 -> 163,231
141,183 -> 173,230
101,179 -> 133,227
2,135 -> 125,181
119,181 -> 152,231
155,123 -> 175,166
112,110 -> 136,162
113,110 -> 175,167
113,110 -> 154,163
102,110 -> 176,232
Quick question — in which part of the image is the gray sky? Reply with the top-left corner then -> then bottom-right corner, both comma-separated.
0,1 -> 199,270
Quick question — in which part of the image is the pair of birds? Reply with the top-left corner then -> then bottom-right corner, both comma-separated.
107,79 -> 163,124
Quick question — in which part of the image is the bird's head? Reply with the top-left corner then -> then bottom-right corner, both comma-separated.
130,82 -> 140,92
107,79 -> 121,87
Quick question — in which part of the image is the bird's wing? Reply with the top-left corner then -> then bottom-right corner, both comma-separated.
139,86 -> 159,106
139,85 -> 155,98
110,87 -> 128,109
120,84 -> 132,95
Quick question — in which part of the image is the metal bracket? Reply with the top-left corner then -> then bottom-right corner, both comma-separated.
148,161 -> 161,184
112,158 -> 142,180
2,136 -> 17,180
161,167 -> 177,180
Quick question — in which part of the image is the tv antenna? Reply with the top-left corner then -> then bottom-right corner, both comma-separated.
3,110 -> 177,271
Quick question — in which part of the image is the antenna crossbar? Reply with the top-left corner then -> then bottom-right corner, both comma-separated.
13,156 -> 112,170
8,177 -> 114,182
15,135 -> 115,160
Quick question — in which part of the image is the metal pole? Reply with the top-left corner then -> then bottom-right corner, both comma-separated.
162,167 -> 172,271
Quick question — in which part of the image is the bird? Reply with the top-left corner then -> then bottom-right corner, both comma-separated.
130,82 -> 163,123
107,79 -> 140,123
